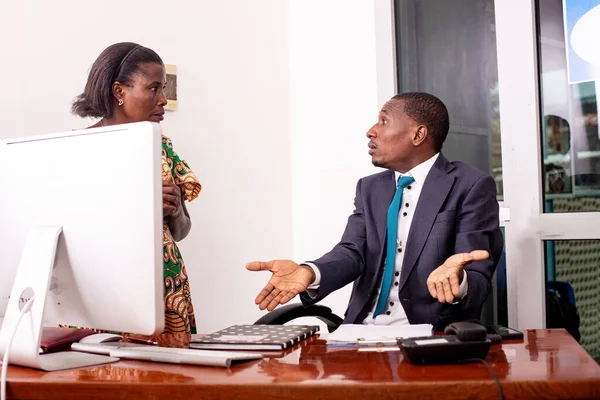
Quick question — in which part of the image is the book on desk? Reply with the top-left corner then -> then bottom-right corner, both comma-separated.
189,324 -> 320,351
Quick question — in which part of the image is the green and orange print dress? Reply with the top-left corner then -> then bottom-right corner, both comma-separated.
161,135 -> 201,335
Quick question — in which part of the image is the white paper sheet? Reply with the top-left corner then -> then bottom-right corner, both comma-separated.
326,324 -> 432,346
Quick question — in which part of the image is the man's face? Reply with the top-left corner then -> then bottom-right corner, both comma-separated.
366,99 -> 419,171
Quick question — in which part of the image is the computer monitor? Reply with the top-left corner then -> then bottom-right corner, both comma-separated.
0,122 -> 164,370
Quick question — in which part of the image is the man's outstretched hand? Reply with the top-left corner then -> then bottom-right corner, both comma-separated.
426,250 -> 489,303
245,260 -> 315,311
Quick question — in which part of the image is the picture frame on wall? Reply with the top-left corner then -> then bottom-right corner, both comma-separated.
165,64 -> 178,111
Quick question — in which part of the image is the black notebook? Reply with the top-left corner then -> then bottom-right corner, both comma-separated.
189,324 -> 320,351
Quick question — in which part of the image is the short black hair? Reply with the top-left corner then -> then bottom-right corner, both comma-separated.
72,42 -> 163,119
391,92 -> 450,152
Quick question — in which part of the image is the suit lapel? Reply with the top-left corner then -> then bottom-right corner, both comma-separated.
399,155 -> 455,291
373,170 -> 396,254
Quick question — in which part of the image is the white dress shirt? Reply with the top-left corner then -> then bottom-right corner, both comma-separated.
305,153 -> 468,326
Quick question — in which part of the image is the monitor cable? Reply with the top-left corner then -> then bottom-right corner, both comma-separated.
1,296 -> 35,400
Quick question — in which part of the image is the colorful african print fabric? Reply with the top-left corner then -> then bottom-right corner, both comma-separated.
162,136 -> 201,334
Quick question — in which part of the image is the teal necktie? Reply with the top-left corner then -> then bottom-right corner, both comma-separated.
373,175 -> 415,317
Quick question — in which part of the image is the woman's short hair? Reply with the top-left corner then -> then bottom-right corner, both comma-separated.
72,42 -> 163,119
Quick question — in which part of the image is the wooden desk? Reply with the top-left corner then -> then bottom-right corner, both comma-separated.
3,329 -> 600,399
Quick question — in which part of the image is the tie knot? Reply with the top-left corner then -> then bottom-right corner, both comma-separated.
397,175 -> 415,189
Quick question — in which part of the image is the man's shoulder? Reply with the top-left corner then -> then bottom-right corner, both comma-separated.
355,170 -> 394,191
359,169 -> 393,183
447,160 -> 491,182
443,160 -> 497,196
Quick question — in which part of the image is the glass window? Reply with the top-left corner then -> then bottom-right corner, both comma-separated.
394,0 -> 503,199
538,0 -> 600,211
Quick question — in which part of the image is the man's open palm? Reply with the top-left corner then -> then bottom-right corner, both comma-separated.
246,260 -> 314,311
426,250 -> 489,303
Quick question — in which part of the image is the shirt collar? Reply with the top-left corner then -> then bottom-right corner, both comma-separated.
394,153 -> 440,186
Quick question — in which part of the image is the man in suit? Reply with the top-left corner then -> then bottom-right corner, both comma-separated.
247,92 -> 502,327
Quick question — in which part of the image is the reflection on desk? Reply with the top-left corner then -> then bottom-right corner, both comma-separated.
72,364 -> 197,383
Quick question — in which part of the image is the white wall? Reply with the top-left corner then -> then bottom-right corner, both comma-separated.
288,1 -> 381,317
0,0 -> 386,331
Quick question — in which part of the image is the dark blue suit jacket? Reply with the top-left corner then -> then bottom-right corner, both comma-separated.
300,154 -> 503,326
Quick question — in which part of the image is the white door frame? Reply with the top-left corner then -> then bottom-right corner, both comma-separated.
494,0 -> 546,329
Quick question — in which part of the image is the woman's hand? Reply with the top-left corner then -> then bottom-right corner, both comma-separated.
163,180 -> 182,217
163,180 -> 191,241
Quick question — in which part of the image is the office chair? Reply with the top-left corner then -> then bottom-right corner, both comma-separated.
254,303 -> 343,333
252,303 -> 486,333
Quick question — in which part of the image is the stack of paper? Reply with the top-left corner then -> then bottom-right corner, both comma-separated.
326,324 -> 432,347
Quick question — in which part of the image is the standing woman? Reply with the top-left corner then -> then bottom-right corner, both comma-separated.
72,42 -> 201,334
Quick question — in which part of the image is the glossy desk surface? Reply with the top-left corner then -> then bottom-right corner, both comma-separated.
3,329 -> 600,399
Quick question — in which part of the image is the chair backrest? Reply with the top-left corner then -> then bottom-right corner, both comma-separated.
254,304 -> 343,333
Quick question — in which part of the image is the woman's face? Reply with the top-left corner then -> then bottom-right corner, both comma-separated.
119,62 -> 167,123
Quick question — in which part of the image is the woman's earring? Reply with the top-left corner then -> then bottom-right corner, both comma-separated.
118,99 -> 124,106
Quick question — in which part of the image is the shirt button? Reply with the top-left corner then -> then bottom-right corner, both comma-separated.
395,271 -> 399,276
403,212 -> 407,216
405,203 -> 409,207
394,282 -> 399,286
390,302 -> 394,306
397,248 -> 402,253
407,185 -> 412,190
386,311 -> 391,315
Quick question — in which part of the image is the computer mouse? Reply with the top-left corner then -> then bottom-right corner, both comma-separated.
79,333 -> 123,344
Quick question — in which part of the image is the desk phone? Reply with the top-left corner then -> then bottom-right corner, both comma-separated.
398,321 -> 491,365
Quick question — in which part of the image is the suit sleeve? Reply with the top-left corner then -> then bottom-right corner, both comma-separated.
453,174 -> 502,314
300,179 -> 367,305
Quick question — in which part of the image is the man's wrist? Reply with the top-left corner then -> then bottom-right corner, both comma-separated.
300,264 -> 316,284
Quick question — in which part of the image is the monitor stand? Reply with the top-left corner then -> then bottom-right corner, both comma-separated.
0,227 -> 118,371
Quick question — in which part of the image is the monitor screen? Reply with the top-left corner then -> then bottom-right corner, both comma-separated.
0,122 -> 164,335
